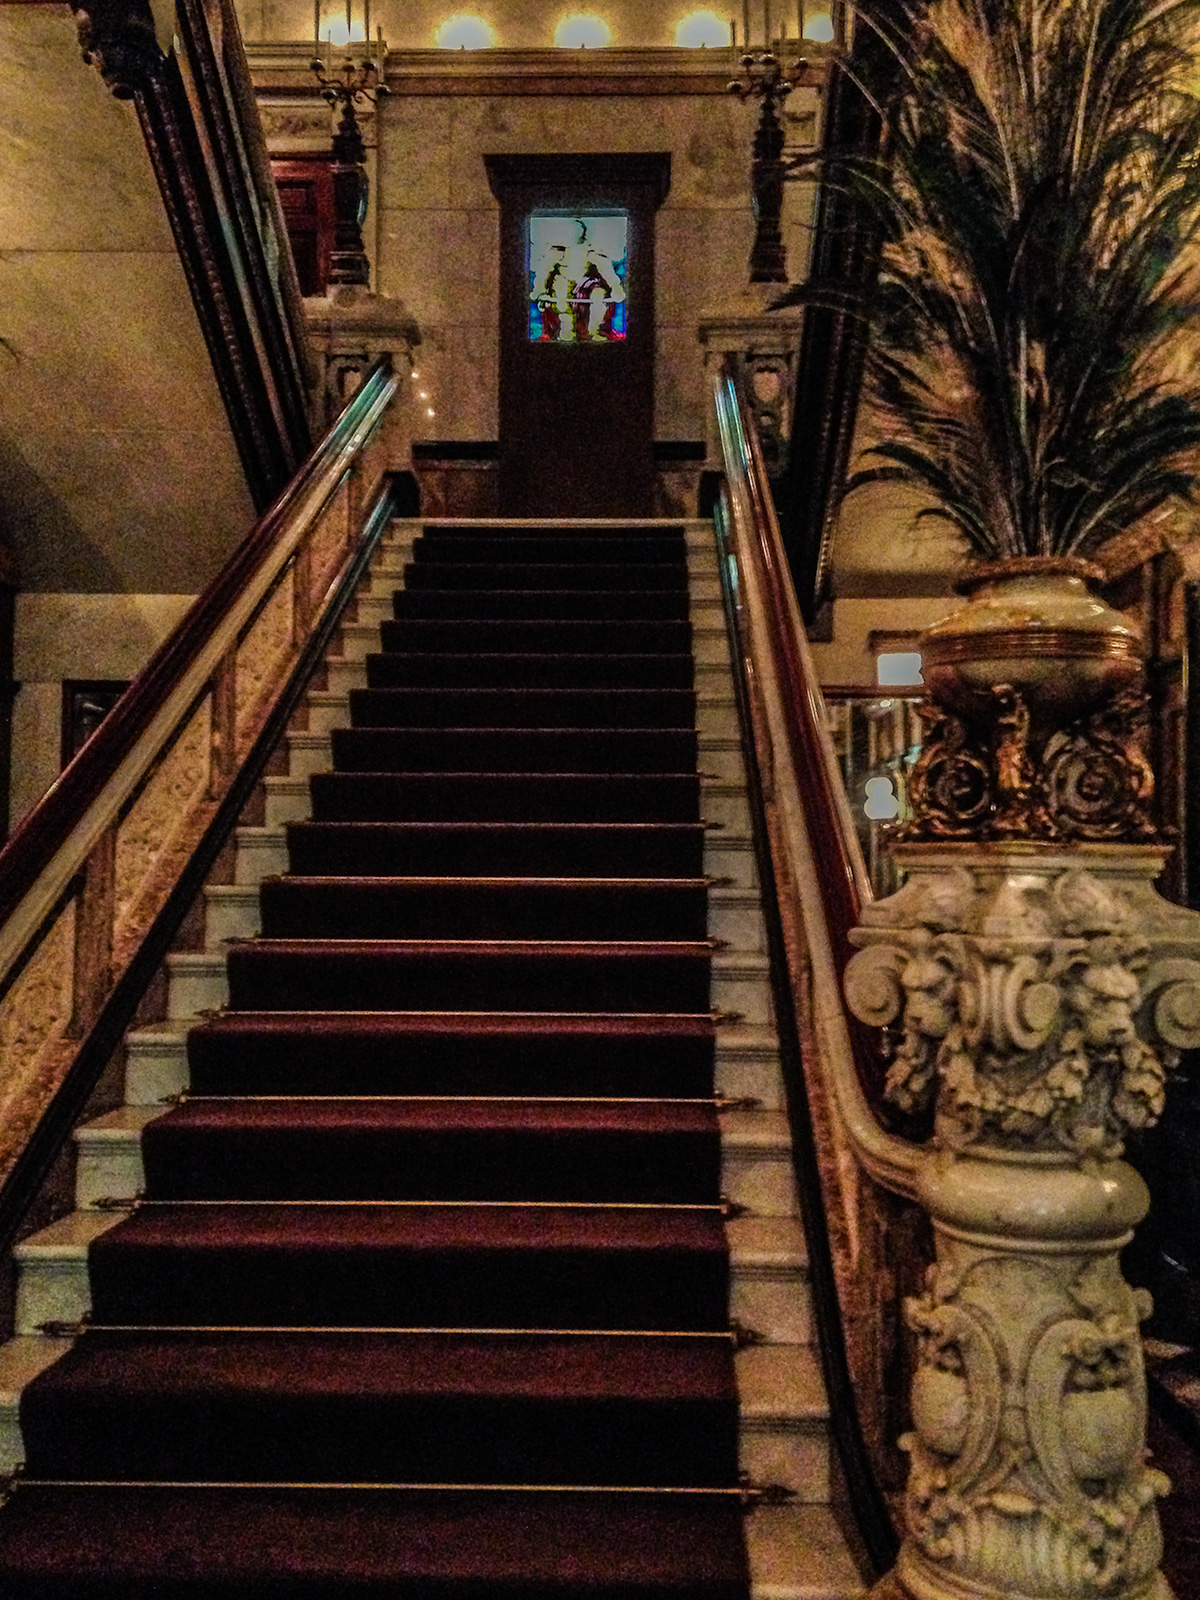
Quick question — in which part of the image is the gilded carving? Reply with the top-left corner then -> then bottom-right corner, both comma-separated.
905,686 -> 1157,845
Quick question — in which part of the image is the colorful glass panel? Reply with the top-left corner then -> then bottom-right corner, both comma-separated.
528,213 -> 628,343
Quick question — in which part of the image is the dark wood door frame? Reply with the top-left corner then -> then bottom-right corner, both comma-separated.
486,153 -> 671,518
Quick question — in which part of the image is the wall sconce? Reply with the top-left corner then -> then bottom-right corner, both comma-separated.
674,10 -> 732,47
554,13 -> 612,48
434,14 -> 496,48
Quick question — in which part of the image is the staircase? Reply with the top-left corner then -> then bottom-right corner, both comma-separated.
0,516 -> 862,1597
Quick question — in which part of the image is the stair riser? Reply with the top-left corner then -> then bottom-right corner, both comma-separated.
329,728 -> 701,775
284,827 -> 708,880
377,620 -> 696,655
348,689 -> 698,732
399,566 -> 690,594
14,1248 -> 812,1345
22,1394 -> 740,1488
390,593 -> 695,623
138,1124 -> 722,1205
360,657 -> 700,691
84,1246 -> 731,1334
128,1034 -> 779,1106
307,774 -> 703,825
74,1130 -> 790,1215
257,884 -> 711,944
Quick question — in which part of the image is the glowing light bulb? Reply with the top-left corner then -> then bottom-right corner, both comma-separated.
434,13 -> 496,48
554,12 -> 611,47
674,10 -> 730,47
426,407 -> 436,417
320,17 -> 365,44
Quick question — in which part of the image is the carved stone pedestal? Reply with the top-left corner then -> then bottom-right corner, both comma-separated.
304,285 -> 419,430
698,289 -> 802,478
845,843 -> 1200,1600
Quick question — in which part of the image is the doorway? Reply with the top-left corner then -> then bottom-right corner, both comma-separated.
486,154 -> 671,517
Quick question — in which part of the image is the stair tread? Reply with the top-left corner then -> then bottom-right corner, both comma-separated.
27,1329 -> 735,1401
0,1486 -> 751,1594
92,1203 -> 729,1252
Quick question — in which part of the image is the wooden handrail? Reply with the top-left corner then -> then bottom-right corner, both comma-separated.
0,356 -> 396,979
710,365 -> 899,1575
713,368 -> 877,1025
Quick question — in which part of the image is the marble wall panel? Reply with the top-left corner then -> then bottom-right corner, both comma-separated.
376,92 -> 766,442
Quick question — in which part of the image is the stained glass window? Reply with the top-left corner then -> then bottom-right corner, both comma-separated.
528,212 -> 628,343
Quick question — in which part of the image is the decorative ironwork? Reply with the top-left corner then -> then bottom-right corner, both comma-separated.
728,51 -> 808,284
309,53 -> 389,287
905,684 -> 1158,844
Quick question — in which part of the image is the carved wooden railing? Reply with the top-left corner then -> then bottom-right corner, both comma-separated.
712,364 -> 905,1574
76,0 -> 314,507
0,357 -> 399,1258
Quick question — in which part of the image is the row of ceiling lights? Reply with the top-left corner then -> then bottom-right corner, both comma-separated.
318,9 -> 834,50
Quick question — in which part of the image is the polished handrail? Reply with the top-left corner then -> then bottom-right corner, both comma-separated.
0,356 -> 396,975
713,366 -> 876,1013
711,367 -> 900,1574
0,474 -> 402,1260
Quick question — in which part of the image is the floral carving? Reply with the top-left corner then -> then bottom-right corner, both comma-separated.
896,1252 -> 1167,1599
845,852 -> 1200,1156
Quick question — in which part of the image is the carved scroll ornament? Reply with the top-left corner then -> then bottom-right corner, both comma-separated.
845,853 -> 1200,1157
73,0 -> 165,98
906,686 -> 1157,845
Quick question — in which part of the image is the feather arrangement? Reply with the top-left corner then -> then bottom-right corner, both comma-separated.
843,0 -> 1200,560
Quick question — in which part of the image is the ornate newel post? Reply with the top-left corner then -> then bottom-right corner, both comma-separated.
842,587 -> 1200,1600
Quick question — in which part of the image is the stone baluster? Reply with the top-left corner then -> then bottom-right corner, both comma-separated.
844,839 -> 1200,1600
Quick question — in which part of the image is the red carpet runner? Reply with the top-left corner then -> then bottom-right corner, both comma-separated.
0,520 -> 752,1597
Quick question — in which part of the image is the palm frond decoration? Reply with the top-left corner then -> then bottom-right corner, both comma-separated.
848,0 -> 1200,561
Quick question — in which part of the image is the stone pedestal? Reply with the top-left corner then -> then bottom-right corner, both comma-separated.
698,288 -> 803,478
843,843 -> 1200,1600
304,284 -> 420,431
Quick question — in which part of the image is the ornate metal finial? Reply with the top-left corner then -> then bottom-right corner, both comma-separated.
727,52 -> 807,284
74,0 -> 165,98
309,52 -> 390,287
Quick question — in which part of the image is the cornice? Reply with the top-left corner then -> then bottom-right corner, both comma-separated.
246,42 -> 832,96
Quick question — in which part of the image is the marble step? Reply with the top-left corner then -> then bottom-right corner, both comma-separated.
12,1211 -> 811,1346
122,1019 -> 786,1112
163,946 -> 771,1027
747,1506 -> 867,1599
257,772 -> 751,833
72,1105 -> 796,1220
202,881 -> 766,955
331,618 -> 731,668
0,1332 -> 827,1502
284,729 -> 746,784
